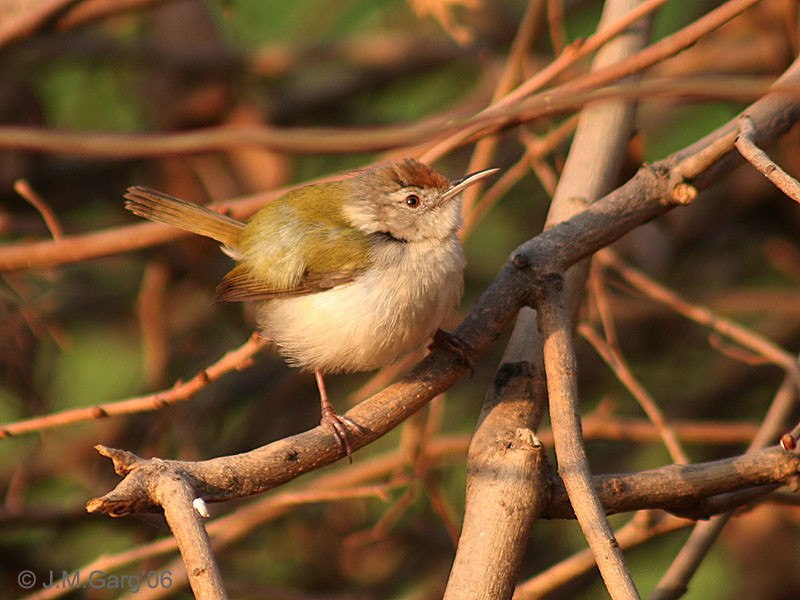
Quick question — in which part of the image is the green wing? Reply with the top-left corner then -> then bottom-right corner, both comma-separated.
215,183 -> 370,302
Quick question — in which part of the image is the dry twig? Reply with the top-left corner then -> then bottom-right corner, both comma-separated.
579,324 -> 689,464
736,114 -> 800,204
14,180 -> 63,240
0,333 -> 267,437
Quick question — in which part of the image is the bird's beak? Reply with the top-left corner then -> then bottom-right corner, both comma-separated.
438,168 -> 500,205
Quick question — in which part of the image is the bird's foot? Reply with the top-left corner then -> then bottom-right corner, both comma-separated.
429,328 -> 475,377
320,406 -> 360,463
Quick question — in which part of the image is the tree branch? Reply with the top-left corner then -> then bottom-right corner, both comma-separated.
735,114 -> 800,204
443,308 -> 550,600
86,438 -> 800,522
155,472 -> 227,600
446,0 -> 653,596
543,446 -> 800,519
0,334 -> 267,438
650,372 -> 799,600
538,283 -> 640,599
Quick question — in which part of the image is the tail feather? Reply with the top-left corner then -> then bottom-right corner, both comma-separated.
124,186 -> 244,248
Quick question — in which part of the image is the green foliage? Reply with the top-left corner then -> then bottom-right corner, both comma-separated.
643,102 -> 743,162
46,326 -> 141,411
213,0 -> 401,46
351,61 -> 479,123
629,531 -> 739,599
33,61 -> 140,131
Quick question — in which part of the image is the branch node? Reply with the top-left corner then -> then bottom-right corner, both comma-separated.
512,427 -> 542,449
609,476 -> 626,494
512,252 -> 531,269
94,444 -> 144,476
736,114 -> 756,139
91,406 -> 109,419
539,272 -> 565,295
670,182 -> 698,205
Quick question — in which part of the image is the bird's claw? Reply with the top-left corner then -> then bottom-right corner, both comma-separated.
320,406 -> 360,463
429,328 -> 476,377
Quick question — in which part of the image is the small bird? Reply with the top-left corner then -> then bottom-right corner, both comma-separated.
124,159 -> 497,458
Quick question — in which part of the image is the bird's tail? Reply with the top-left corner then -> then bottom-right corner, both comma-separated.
124,186 -> 245,248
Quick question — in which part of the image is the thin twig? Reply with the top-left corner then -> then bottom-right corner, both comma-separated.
597,249 -> 800,392
0,185 -> 287,272
579,415 -> 758,446
529,156 -> 559,197
459,0 -> 545,217
579,323 -> 689,464
538,286 -> 640,599
650,370 -> 799,600
514,512 -> 692,599
546,0 -> 567,55
14,179 -> 63,240
588,258 -> 619,347
0,333 -> 267,437
462,151 -> 532,237
735,114 -> 800,204
0,0 -> 83,49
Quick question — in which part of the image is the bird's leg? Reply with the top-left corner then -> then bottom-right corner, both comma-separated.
429,328 -> 475,377
315,370 -> 358,462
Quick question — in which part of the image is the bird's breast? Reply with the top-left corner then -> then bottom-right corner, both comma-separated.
256,235 -> 465,373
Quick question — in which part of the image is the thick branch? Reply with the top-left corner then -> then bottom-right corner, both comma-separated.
86,439 -> 800,521
443,308 -> 550,600
446,1 -> 652,597
543,446 -> 800,519
443,426 -> 549,600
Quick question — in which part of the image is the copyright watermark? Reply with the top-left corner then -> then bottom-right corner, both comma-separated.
17,569 -> 172,593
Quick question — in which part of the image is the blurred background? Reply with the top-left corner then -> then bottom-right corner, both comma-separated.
1,0 -> 800,598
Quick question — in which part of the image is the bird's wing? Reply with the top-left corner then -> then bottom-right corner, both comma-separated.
214,184 -> 370,302
215,263 -> 360,301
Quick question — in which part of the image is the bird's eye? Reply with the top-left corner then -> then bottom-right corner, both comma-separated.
405,194 -> 420,207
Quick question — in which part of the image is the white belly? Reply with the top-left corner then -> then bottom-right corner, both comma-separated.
257,236 -> 465,373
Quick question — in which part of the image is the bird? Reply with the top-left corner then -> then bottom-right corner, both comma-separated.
124,159 -> 497,459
